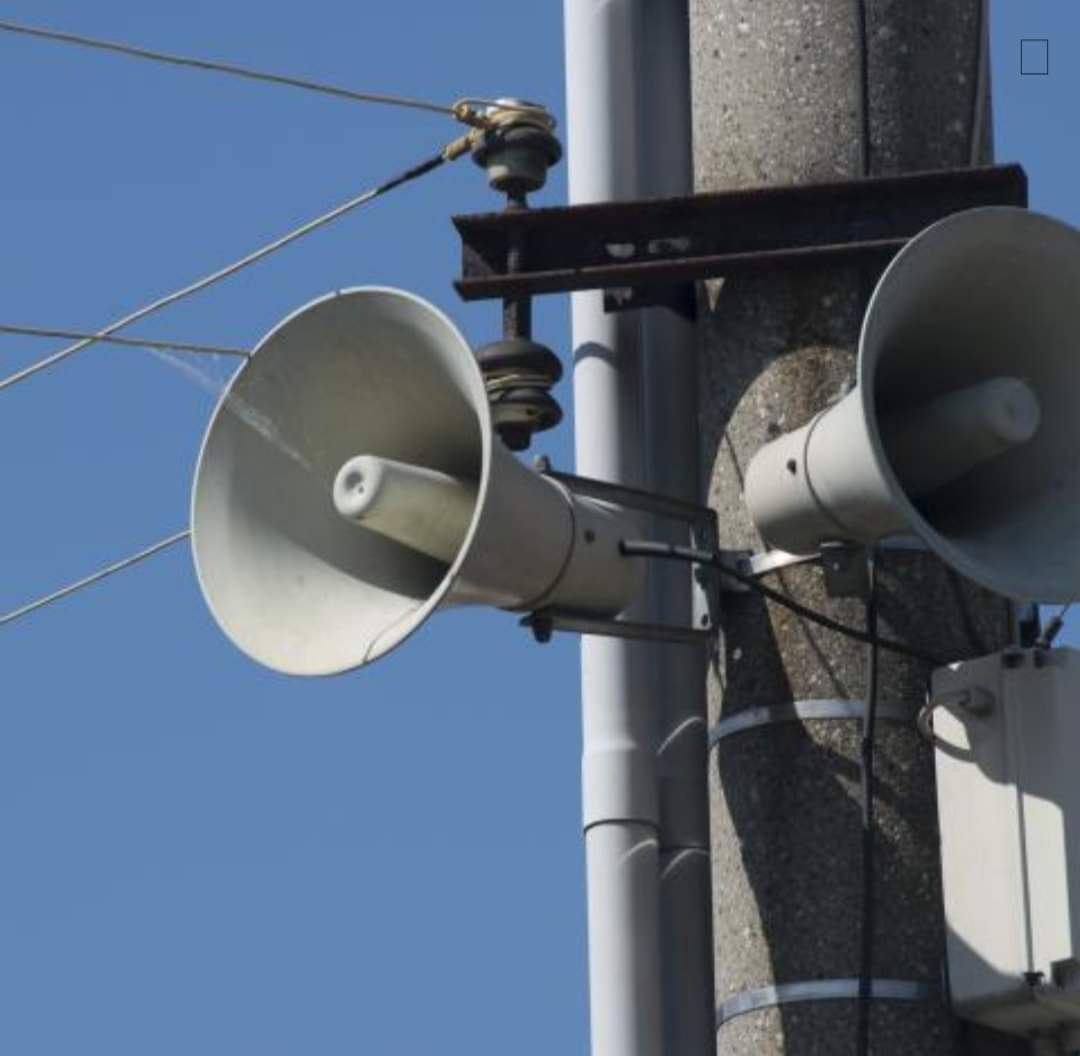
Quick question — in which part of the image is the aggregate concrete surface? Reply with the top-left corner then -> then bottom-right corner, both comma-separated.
689,2 -> 1025,1052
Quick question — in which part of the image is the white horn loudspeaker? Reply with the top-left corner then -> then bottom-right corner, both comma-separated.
191,287 -> 643,675
744,207 -> 1080,602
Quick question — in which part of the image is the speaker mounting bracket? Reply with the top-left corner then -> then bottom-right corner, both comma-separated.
532,455 -> 716,533
452,164 -> 1027,308
713,537 -> 929,598
525,456 -> 721,644
522,609 -> 714,647
819,542 -> 872,599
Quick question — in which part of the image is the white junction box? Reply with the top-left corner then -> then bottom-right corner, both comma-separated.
933,647 -> 1080,1038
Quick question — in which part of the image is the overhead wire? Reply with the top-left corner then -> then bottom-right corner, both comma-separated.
0,324 -> 248,358
0,137 -> 473,630
0,19 -> 552,133
0,19 -> 454,117
0,140 -> 469,393
0,530 -> 191,628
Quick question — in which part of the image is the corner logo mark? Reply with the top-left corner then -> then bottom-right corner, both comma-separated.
1020,38 -> 1049,76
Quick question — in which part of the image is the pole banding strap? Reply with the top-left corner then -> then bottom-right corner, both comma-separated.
716,978 -> 937,1028
709,698 -> 916,747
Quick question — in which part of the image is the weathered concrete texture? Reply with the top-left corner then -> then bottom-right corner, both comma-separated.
699,276 -> 1013,1054
691,0 -> 992,190
691,1 -> 1020,1053
717,1002 -> 956,1055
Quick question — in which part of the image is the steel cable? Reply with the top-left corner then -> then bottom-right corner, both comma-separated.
0,19 -> 454,116
0,324 -> 248,358
0,146 -> 455,393
0,530 -> 191,628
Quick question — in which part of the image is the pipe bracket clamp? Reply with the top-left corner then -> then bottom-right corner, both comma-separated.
709,697 -> 916,747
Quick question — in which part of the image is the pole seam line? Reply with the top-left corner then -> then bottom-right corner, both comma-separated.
716,978 -> 937,1028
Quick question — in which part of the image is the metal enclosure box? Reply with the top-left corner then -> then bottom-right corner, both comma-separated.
933,647 -> 1080,1037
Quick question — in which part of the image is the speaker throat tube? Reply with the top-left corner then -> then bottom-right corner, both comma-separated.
332,454 -> 477,565
880,376 -> 1041,499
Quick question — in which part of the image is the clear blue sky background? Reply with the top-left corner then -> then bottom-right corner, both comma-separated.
1,3 -> 1077,1053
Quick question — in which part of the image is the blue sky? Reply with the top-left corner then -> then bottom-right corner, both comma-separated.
1,3 -> 1077,1053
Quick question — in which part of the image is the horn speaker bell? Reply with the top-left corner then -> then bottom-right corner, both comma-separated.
191,287 -> 642,675
744,207 -> 1080,602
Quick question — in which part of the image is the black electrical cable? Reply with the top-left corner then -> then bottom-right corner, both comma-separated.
618,539 -> 945,666
856,547 -> 879,1055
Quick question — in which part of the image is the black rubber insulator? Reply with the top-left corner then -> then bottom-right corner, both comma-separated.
474,338 -> 563,383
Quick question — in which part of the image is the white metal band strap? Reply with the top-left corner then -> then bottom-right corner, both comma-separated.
716,978 -> 937,1028
709,698 -> 915,747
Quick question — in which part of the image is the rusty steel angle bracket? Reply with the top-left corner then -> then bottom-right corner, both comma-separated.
452,164 -> 1027,306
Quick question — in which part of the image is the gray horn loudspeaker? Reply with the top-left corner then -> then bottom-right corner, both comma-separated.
744,207 -> 1080,602
191,287 -> 642,675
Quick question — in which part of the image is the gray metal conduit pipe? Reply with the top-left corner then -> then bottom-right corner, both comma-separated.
563,3 -> 714,1054
564,2 -> 665,1055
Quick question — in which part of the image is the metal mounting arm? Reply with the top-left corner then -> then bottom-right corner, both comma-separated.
522,460 -> 718,646
453,164 -> 1027,309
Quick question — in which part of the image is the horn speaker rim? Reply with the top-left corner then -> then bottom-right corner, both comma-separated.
190,286 -> 493,675
858,206 -> 1080,601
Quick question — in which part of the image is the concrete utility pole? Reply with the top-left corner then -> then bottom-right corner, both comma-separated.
688,2 -> 1028,1053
